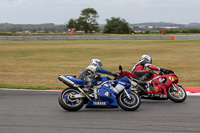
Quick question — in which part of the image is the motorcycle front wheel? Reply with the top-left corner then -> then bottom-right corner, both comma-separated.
168,85 -> 187,103
117,91 -> 141,111
58,88 -> 85,111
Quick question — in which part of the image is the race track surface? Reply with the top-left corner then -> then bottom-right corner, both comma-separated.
0,89 -> 200,133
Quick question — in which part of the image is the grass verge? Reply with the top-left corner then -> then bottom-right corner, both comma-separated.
0,40 -> 200,89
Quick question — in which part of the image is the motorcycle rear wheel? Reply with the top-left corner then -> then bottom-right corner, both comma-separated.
117,91 -> 141,111
168,86 -> 187,103
58,88 -> 85,111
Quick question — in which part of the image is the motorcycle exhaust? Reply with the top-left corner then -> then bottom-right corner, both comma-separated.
58,75 -> 75,87
136,84 -> 147,93
129,79 -> 147,93
58,75 -> 91,101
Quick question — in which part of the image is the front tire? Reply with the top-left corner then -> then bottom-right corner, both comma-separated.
117,91 -> 141,111
168,85 -> 187,103
58,88 -> 85,111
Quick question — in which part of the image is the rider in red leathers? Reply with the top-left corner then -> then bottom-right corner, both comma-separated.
131,54 -> 165,84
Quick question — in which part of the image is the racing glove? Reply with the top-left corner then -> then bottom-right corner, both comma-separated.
160,68 -> 169,74
160,68 -> 166,72
111,73 -> 119,78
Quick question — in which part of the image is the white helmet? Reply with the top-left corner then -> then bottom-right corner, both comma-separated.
90,59 -> 103,68
141,54 -> 152,64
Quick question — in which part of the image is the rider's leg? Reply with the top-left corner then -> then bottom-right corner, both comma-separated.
137,70 -> 154,84
86,74 -> 101,91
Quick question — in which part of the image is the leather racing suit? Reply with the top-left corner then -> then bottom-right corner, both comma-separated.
131,59 -> 160,83
79,65 -> 117,87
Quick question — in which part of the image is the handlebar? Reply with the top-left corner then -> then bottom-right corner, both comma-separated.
160,69 -> 174,75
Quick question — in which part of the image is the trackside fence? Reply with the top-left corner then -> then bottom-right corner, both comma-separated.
0,35 -> 200,41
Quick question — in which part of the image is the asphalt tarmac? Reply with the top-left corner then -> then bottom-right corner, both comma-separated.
0,89 -> 200,133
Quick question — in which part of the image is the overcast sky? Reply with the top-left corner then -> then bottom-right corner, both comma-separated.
0,0 -> 199,24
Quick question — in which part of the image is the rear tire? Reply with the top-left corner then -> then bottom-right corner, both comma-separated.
168,85 -> 187,103
117,91 -> 141,111
58,88 -> 85,111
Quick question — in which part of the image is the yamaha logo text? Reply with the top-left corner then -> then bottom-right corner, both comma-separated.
93,102 -> 106,105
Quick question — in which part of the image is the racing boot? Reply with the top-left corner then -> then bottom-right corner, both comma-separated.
84,81 -> 94,93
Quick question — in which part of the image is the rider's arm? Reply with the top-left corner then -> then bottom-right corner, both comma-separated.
96,67 -> 117,77
86,65 -> 116,76
96,67 -> 112,75
145,64 -> 160,71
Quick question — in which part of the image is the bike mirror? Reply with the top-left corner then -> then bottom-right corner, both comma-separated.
119,65 -> 123,74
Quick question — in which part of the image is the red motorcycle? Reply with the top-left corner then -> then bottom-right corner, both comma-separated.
116,65 -> 187,103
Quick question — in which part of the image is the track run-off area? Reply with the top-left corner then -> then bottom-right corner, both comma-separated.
0,88 -> 200,133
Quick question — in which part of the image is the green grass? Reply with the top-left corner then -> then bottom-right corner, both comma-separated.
0,40 -> 200,89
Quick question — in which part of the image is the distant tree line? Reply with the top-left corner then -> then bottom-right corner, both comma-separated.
66,8 -> 99,33
164,29 -> 200,33
0,23 -> 66,33
1,8 -> 200,34
66,8 -> 132,34
103,17 -> 132,34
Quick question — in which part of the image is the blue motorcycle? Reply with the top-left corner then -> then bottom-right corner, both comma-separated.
58,74 -> 141,111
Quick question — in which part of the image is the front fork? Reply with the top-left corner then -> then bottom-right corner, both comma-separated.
124,89 -> 131,99
172,84 -> 180,92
